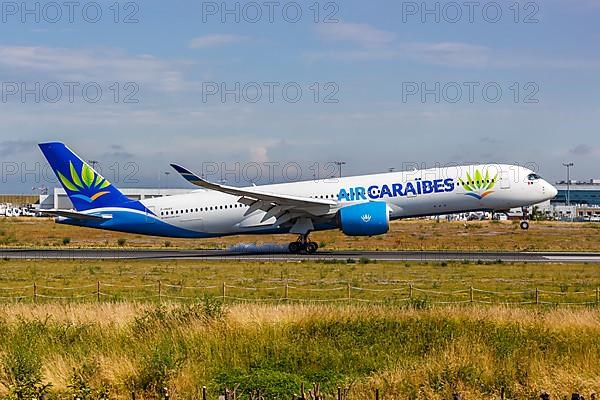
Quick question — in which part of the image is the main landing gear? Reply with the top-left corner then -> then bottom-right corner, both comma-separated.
520,206 -> 530,230
288,234 -> 319,254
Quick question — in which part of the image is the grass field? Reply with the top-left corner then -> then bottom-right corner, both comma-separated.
2,218 -> 600,251
1,259 -> 600,304
0,260 -> 600,398
1,219 -> 600,399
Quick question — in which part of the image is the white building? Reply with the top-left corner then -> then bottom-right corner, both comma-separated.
38,187 -> 196,211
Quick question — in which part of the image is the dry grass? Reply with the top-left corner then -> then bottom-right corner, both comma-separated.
2,218 -> 600,251
1,303 -> 600,399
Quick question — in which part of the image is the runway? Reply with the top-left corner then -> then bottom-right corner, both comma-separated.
2,248 -> 600,263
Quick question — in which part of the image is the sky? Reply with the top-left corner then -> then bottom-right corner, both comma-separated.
0,0 -> 598,192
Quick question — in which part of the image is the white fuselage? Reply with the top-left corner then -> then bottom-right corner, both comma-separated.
130,164 -> 556,237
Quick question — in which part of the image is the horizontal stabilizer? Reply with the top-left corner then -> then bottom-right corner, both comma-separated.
41,209 -> 110,220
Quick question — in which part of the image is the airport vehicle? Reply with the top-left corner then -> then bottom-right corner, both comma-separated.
39,142 -> 558,253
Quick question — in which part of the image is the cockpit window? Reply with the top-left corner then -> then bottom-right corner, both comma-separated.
528,173 -> 542,181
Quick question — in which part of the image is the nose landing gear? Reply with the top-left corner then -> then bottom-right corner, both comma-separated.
288,234 -> 319,254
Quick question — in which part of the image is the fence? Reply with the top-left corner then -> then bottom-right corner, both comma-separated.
1,281 -> 600,305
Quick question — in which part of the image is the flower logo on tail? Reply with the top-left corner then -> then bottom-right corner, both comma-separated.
56,161 -> 111,203
459,169 -> 498,200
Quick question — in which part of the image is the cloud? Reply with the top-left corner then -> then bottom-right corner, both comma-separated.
480,136 -> 500,144
0,45 -> 190,92
402,42 -> 490,67
249,146 -> 269,163
305,41 -> 490,67
492,55 -> 600,70
0,140 -> 38,157
315,22 -> 396,48
103,144 -> 134,159
570,144 -> 594,156
311,21 -> 489,67
313,22 -> 596,70
189,34 -> 249,48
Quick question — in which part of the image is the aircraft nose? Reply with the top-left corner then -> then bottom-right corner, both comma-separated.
546,182 -> 558,199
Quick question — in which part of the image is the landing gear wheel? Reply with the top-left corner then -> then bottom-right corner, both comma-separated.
288,242 -> 302,253
520,220 -> 529,230
305,242 -> 318,254
289,233 -> 317,254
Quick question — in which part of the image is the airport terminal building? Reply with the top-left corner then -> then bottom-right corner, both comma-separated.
552,180 -> 600,206
549,180 -> 600,220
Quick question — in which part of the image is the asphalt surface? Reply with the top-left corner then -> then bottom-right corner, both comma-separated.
2,248 -> 600,263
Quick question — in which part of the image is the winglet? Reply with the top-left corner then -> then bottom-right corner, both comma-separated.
170,164 -> 212,189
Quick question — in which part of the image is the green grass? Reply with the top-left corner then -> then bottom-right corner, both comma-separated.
1,259 -> 600,305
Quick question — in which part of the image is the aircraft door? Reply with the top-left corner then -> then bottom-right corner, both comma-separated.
500,171 -> 510,189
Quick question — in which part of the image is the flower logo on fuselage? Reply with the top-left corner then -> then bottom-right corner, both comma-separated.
459,169 -> 498,200
56,161 -> 111,203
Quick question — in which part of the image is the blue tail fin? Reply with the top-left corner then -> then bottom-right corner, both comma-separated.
39,142 -> 143,212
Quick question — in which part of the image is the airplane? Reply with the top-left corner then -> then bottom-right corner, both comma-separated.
39,142 -> 558,254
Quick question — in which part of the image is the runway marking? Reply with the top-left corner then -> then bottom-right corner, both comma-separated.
2,249 -> 600,263
543,256 -> 600,262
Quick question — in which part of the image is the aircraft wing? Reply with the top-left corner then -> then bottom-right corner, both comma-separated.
170,164 -> 338,222
41,209 -> 110,220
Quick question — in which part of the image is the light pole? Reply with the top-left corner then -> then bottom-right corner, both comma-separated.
164,171 -> 171,190
562,162 -> 574,206
334,161 -> 346,178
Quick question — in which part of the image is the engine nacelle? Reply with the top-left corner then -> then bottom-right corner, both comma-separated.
338,202 -> 390,236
